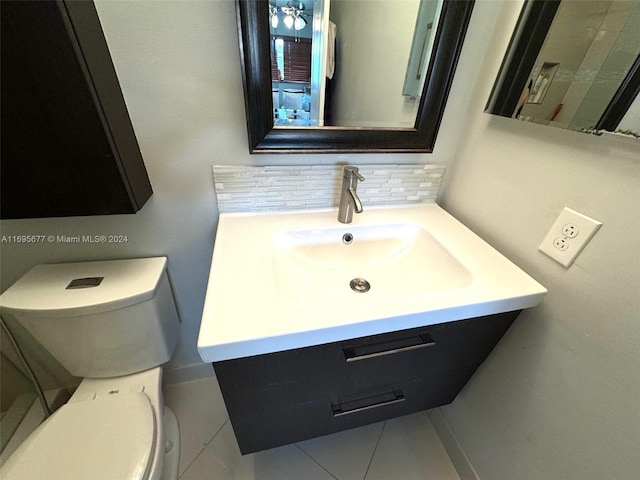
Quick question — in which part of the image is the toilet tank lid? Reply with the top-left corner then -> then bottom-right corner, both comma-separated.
0,257 -> 168,317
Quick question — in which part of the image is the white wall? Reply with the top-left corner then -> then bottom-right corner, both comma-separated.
1,1 -> 230,371
2,3 -> 638,477
330,0 -> 420,127
437,1 -> 640,479
0,0 -> 455,372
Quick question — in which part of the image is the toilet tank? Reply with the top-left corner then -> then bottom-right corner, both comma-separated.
0,257 -> 180,378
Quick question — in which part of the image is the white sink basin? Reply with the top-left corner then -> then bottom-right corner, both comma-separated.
198,204 -> 546,362
272,223 -> 472,302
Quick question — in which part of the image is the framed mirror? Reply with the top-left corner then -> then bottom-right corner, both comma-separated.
486,0 -> 640,137
236,0 -> 475,153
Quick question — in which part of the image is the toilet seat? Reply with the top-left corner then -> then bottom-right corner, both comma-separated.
1,393 -> 156,480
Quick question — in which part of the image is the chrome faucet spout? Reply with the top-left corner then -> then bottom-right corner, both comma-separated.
348,187 -> 363,213
338,166 -> 365,223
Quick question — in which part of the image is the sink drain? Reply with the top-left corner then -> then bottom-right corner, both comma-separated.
350,278 -> 370,293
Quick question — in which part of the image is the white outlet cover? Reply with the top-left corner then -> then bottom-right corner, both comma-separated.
539,207 -> 602,267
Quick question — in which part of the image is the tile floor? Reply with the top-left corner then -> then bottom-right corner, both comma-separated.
164,373 -> 461,480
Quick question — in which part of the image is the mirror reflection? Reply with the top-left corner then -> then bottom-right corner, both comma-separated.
269,0 -> 442,128
487,0 -> 640,137
237,0 -> 474,152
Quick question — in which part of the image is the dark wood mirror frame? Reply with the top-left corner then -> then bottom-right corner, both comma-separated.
237,0 -> 475,154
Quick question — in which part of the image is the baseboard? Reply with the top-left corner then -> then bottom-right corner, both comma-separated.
429,408 -> 480,480
163,362 -> 214,385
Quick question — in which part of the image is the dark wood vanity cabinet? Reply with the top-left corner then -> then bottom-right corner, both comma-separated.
1,1 -> 152,219
213,310 -> 521,454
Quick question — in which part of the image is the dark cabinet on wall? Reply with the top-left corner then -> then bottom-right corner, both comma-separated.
1,0 -> 152,220
214,310 -> 521,454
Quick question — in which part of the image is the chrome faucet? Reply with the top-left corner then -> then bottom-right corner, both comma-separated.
337,166 -> 365,224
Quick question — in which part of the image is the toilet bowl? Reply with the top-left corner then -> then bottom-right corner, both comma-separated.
0,257 -> 181,480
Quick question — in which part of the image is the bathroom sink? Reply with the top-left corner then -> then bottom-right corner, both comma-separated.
272,223 -> 472,302
198,204 -> 546,362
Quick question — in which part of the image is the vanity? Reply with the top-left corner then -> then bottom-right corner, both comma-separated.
198,203 -> 546,454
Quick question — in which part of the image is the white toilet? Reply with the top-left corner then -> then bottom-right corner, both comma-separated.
0,257 -> 181,480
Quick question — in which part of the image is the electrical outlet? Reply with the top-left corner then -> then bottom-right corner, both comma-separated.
539,207 -> 602,267
562,224 -> 579,238
553,237 -> 569,251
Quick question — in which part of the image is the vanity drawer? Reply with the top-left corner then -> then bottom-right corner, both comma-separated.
214,310 -> 519,408
339,310 -> 519,381
228,366 -> 478,454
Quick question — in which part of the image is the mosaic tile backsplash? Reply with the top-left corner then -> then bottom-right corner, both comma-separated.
212,164 -> 445,213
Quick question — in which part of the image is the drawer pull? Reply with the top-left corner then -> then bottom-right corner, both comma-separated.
332,389 -> 405,417
343,333 -> 435,362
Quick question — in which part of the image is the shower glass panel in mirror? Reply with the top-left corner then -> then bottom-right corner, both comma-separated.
268,0 -> 442,127
0,323 -> 47,463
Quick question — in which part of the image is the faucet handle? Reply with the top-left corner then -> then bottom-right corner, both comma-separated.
344,166 -> 365,182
